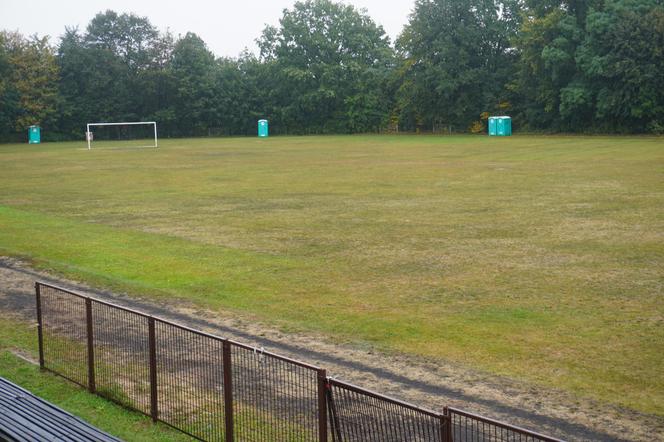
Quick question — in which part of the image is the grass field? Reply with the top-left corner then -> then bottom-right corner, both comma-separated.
0,135 -> 662,416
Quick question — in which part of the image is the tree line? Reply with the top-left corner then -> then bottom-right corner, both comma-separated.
1,0 -> 663,141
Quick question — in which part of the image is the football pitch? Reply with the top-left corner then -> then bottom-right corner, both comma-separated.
0,135 -> 662,416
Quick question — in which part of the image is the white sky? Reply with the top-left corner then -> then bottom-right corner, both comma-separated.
0,0 -> 414,57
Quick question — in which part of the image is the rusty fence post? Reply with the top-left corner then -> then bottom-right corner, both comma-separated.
317,369 -> 328,442
440,413 -> 447,442
222,340 -> 234,442
85,298 -> 96,393
148,317 -> 158,422
325,381 -> 342,442
35,282 -> 44,369
443,406 -> 453,442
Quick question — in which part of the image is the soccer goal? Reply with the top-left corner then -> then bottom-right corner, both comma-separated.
86,121 -> 158,150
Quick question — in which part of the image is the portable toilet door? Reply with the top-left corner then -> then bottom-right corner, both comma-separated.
488,118 -> 497,136
497,118 -> 506,136
504,117 -> 512,136
28,125 -> 41,144
258,119 -> 269,138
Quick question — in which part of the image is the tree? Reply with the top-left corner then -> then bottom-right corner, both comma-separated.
397,0 -> 521,132
577,0 -> 664,132
85,11 -> 161,121
0,32 -> 20,137
136,30 -> 177,134
512,6 -> 586,130
4,3 -> 664,140
0,31 -> 59,136
258,0 -> 394,133
512,0 -> 664,133
171,32 -> 217,135
84,10 -> 159,70
56,12 -> 171,137
211,51 -> 276,136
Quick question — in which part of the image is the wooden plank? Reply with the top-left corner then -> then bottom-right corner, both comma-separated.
0,377 -> 122,441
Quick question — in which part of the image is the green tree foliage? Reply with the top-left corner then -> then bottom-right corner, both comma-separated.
578,0 -> 664,132
396,0 -> 521,131
57,11 -> 165,137
513,0 -> 664,132
136,30 -> 177,133
257,0 -> 395,133
0,33 -> 20,137
85,10 -> 159,70
1,1 -> 663,140
171,32 -> 217,135
219,51 -> 273,135
0,31 -> 59,137
512,7 -> 586,129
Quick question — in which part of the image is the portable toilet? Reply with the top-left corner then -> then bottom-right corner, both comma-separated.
258,119 -> 269,138
28,125 -> 41,144
488,116 -> 512,136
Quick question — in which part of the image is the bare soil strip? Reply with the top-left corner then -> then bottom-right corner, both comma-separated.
1,257 -> 661,441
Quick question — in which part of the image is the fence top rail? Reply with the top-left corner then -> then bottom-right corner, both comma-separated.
153,316 -> 226,340
36,281 -> 322,371
37,281 -> 152,318
154,317 -> 321,371
37,281 -> 89,300
447,407 -> 565,442
228,339 -> 322,371
328,378 -> 442,419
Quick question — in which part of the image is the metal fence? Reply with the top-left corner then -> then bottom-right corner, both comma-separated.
446,408 -> 562,442
35,281 -> 563,442
327,378 -> 446,441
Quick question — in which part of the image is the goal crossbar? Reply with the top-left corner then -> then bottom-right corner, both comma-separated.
86,121 -> 158,150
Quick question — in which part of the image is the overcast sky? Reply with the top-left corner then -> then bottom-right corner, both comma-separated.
0,0 -> 415,57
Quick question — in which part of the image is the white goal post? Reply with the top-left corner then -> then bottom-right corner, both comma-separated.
86,121 -> 158,150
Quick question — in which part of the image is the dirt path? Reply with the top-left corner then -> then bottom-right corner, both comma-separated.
1,257 -> 661,441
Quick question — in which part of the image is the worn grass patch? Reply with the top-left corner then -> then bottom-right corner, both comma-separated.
0,135 -> 662,415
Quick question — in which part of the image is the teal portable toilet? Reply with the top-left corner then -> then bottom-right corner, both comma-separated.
28,125 -> 41,144
488,116 -> 512,136
258,119 -> 269,138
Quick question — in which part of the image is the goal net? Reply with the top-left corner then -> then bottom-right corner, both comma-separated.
86,121 -> 158,149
